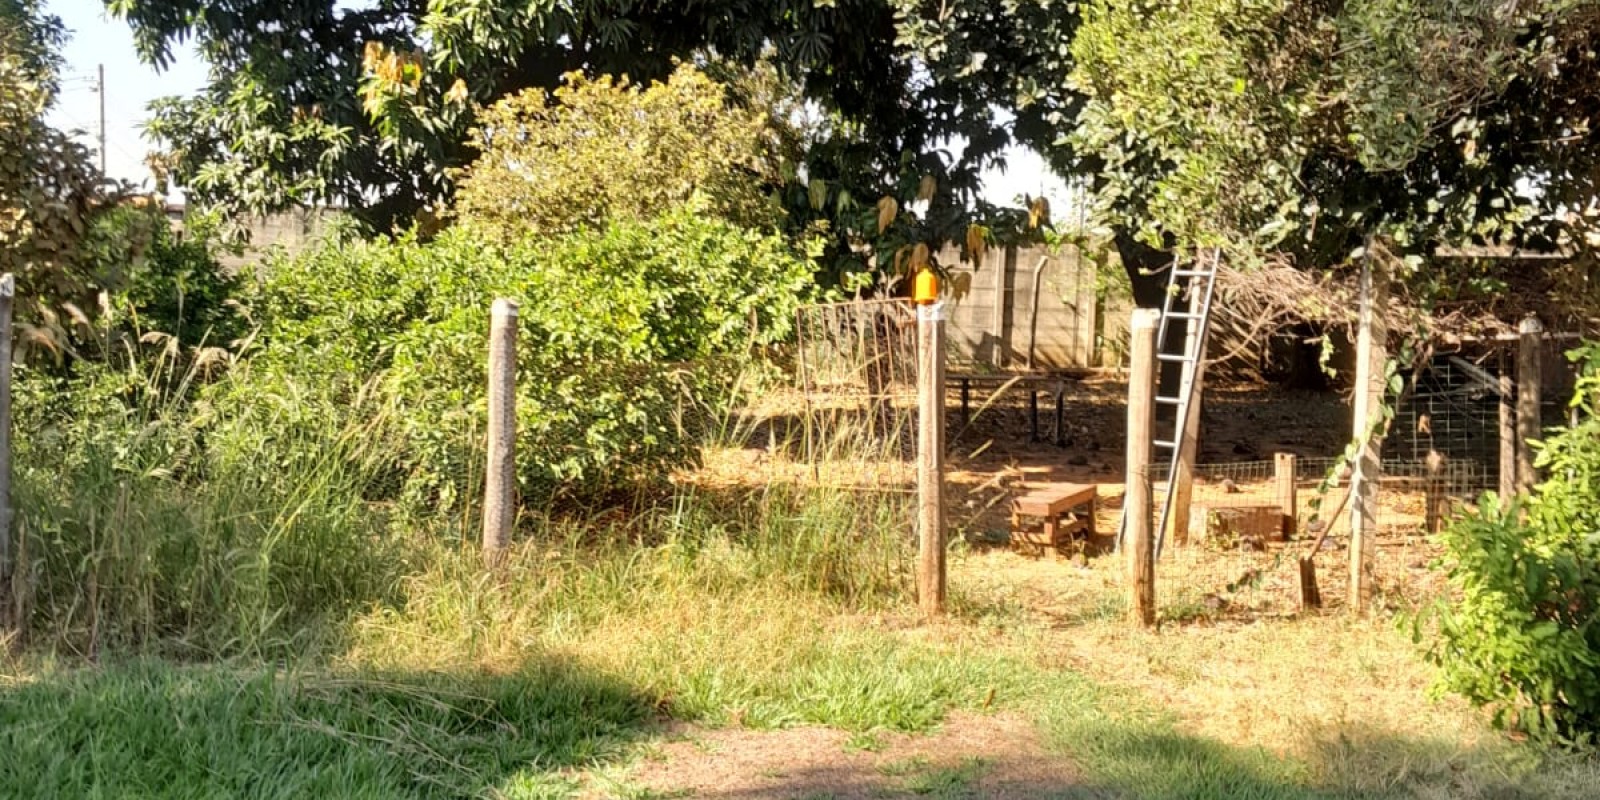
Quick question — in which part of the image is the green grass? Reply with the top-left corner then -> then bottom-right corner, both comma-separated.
8,591 -> 1597,800
0,659 -> 648,799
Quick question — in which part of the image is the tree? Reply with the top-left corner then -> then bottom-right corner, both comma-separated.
111,8 -> 936,229
1066,0 -> 1600,273
1,0 -> 114,304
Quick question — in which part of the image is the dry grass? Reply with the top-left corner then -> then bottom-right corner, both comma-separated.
953,544 -> 1600,798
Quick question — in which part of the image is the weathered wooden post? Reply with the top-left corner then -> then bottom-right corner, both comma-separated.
0,274 -> 12,633
1170,315 -> 1207,548
1349,255 -> 1386,615
1424,450 -> 1448,534
1126,309 -> 1159,628
482,298 -> 518,567
1517,315 -> 1544,496
1275,453 -> 1298,539
916,298 -> 948,616
1498,353 -> 1517,500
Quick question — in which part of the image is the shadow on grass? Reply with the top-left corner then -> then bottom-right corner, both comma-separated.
1052,718 -> 1595,800
0,656 -> 659,799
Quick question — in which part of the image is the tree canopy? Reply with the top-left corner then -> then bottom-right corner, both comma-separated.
112,0 -> 1600,322
118,4 -> 1026,256
1,0 -> 118,303
1067,0 -> 1600,268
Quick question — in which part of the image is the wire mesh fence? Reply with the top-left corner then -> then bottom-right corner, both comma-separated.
1144,454 -> 1489,552
791,298 -> 921,490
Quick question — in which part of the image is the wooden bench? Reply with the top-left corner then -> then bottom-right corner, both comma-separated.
1010,483 -> 1097,552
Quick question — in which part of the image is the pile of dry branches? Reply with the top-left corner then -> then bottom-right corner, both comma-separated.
1207,243 -> 1598,374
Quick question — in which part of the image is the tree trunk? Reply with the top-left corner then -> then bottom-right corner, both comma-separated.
1116,231 -> 1186,416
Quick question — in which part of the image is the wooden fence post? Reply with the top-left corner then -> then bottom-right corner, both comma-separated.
1424,451 -> 1448,534
917,301 -> 948,617
1498,354 -> 1517,500
1126,309 -> 1159,628
1517,315 -> 1544,496
1170,316 -> 1207,548
482,298 -> 518,567
1349,255 -> 1386,615
0,274 -> 12,634
1275,453 -> 1298,539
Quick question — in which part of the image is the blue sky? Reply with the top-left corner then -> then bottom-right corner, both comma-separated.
43,0 -> 1074,216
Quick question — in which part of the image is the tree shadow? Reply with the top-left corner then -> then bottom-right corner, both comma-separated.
0,654 -> 662,798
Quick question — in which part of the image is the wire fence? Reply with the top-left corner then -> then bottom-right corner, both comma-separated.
792,298 -> 920,489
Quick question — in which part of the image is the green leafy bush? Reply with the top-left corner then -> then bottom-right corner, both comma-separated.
1421,342 -> 1600,741
233,204 -> 817,513
454,64 -> 784,239
17,204 -> 244,367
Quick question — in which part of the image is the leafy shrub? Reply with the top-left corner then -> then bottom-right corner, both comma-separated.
17,204 -> 243,367
234,204 -> 817,513
1421,343 -> 1600,741
102,209 -> 245,349
454,64 -> 783,240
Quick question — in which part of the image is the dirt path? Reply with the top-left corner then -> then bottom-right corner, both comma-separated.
614,712 -> 1079,799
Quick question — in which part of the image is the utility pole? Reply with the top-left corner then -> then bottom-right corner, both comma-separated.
95,64 -> 107,176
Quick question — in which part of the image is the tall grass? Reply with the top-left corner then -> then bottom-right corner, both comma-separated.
6,334 -> 920,662
11,342 -> 412,657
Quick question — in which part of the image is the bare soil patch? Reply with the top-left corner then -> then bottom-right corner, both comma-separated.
620,712 -> 1079,799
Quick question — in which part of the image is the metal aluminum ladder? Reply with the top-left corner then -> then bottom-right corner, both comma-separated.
1150,247 -> 1221,557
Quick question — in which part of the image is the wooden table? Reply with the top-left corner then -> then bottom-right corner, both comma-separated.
949,372 -> 1089,446
1010,483 -> 1098,551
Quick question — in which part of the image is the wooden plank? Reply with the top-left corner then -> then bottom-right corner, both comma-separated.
1517,316 -> 1544,495
1074,247 -> 1098,367
1126,309 -> 1159,628
1200,505 -> 1284,541
1170,316 -> 1208,548
917,302 -> 948,616
1349,256 -> 1386,614
1499,359 -> 1516,499
1275,453 -> 1298,539
1012,484 -> 1097,517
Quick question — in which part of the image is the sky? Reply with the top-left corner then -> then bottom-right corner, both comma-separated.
43,0 -> 1075,215
45,0 -> 208,192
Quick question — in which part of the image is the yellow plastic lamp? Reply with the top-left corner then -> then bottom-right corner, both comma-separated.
913,268 -> 940,305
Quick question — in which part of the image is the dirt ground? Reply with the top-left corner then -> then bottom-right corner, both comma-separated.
613,712 -> 1075,799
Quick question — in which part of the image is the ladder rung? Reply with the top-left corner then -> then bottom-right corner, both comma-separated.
1172,269 -> 1214,278
1156,353 -> 1194,363
1155,396 -> 1182,405
1164,312 -> 1202,321
1154,439 -> 1178,450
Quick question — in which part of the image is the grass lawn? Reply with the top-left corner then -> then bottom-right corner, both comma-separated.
4,540 -> 1596,800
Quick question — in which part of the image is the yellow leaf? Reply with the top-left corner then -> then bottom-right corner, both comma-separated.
809,179 -> 827,211
965,223 -> 988,265
910,242 -> 931,270
876,196 -> 898,234
917,175 -> 937,202
1028,196 -> 1051,230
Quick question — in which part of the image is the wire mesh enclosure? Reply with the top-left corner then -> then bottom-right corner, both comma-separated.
1146,454 -> 1490,549
793,298 -> 920,489
1389,342 -> 1581,492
